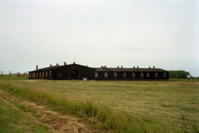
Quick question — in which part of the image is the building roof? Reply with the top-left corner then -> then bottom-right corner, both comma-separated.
29,63 -> 168,72
29,65 -> 59,72
29,63 -> 94,72
94,67 -> 168,72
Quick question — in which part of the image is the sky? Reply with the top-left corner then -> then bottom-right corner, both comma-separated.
0,0 -> 199,76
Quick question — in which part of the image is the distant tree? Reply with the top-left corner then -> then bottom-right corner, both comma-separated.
169,70 -> 191,79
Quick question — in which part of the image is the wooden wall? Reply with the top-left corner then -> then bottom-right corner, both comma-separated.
29,64 -> 169,80
29,64 -> 95,80
94,71 -> 169,80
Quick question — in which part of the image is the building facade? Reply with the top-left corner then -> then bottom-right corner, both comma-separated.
29,63 -> 169,80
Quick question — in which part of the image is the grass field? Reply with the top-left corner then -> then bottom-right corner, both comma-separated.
0,79 -> 198,132
0,75 -> 28,80
0,97 -> 49,133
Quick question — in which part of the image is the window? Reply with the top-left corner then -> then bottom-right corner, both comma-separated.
123,72 -> 126,77
49,71 -> 51,77
57,73 -> 62,77
163,73 -> 166,77
147,73 -> 150,78
155,73 -> 158,77
114,72 -> 117,77
132,72 -> 136,78
104,72 -> 108,78
33,73 -> 35,78
95,72 -> 98,78
141,73 -> 144,77
39,72 -> 41,77
46,71 -> 48,77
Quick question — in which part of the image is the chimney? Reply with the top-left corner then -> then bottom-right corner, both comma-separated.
64,62 -> 67,66
36,65 -> 38,70
56,63 -> 59,66
137,66 -> 139,69
117,66 -> 119,68
153,66 -> 155,69
133,66 -> 135,68
101,66 -> 103,68
104,65 -> 106,68
121,66 -> 123,68
73,62 -> 75,64
149,66 -> 151,69
50,64 -> 52,67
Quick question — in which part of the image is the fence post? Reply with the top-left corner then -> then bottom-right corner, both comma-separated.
1,71 -> 2,76
9,71 -> 11,77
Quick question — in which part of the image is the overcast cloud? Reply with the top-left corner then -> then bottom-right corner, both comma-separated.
0,0 -> 199,76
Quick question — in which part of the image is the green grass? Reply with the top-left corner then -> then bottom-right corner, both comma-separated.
0,99 -> 49,133
169,78 -> 199,82
0,80 -> 199,132
0,76 -> 28,80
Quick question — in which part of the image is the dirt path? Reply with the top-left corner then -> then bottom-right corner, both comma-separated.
0,90 -> 95,133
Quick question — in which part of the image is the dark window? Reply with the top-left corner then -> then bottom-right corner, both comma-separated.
95,72 -> 98,78
104,72 -> 108,77
132,72 -> 135,77
147,73 -> 150,78
141,73 -> 144,77
155,73 -> 158,77
123,72 -> 126,77
114,72 -> 117,77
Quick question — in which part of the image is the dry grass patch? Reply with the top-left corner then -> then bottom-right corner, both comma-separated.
0,80 -> 199,132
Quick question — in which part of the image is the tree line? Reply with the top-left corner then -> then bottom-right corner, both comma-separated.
169,70 -> 191,79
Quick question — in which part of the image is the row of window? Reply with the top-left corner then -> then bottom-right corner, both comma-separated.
95,72 -> 167,78
30,71 -> 51,78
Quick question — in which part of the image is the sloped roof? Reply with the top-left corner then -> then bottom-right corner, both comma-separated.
29,63 -> 94,72
29,63 -> 168,72
29,65 -> 60,72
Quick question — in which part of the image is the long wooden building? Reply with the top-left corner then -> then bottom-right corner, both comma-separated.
29,62 -> 169,80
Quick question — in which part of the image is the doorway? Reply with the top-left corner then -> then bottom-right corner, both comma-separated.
71,70 -> 78,79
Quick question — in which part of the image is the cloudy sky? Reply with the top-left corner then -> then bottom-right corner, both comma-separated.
0,0 -> 199,76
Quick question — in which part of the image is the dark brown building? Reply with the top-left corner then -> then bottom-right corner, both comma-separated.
29,62 -> 169,80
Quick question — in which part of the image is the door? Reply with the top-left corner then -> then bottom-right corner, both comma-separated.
71,70 -> 78,79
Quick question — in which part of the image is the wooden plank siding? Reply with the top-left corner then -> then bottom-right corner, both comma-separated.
29,70 -> 53,80
29,63 -> 169,80
94,71 -> 168,80
52,64 -> 95,80
94,66 -> 169,80
29,63 -> 95,80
